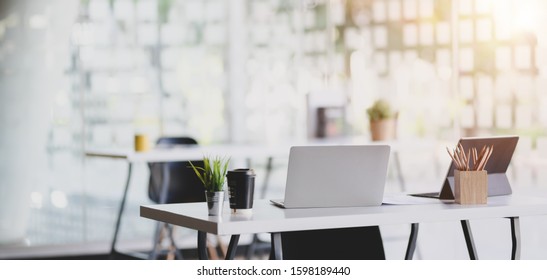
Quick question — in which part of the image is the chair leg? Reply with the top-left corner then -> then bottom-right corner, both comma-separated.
166,225 -> 183,260
149,222 -> 163,260
217,236 -> 228,257
149,223 -> 184,260
166,233 -> 179,260
207,234 -> 219,260
246,234 -> 259,259
150,163 -> 186,260
246,157 -> 274,259
199,234 -> 229,260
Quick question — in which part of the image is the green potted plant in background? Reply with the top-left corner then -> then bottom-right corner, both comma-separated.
189,156 -> 230,216
366,99 -> 398,141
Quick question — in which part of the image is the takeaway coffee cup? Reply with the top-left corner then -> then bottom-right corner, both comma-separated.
227,169 -> 256,213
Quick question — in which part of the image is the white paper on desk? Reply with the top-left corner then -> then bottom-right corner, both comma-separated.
382,194 -> 446,205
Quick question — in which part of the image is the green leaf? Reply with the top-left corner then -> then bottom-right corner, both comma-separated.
366,99 -> 395,121
188,155 -> 230,192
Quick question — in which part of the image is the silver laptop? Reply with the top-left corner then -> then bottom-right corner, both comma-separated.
271,145 -> 390,208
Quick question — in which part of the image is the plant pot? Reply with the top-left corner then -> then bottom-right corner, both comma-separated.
205,191 -> 225,216
370,119 -> 397,141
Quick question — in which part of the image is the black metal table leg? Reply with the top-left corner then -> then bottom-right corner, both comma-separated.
149,163 -> 172,260
198,231 -> 209,260
110,162 -> 133,259
509,217 -> 521,260
461,220 -> 478,260
197,233 -> 240,260
405,223 -> 419,260
225,235 -> 241,260
269,232 -> 282,260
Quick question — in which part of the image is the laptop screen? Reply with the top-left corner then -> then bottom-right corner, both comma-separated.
280,145 -> 391,208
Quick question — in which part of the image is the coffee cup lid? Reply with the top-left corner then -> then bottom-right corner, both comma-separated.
227,168 -> 255,176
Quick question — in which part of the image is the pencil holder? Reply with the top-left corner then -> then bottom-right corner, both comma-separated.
454,170 -> 487,205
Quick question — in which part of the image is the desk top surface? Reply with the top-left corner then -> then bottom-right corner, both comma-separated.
85,137 -> 436,162
140,195 -> 547,235
85,144 -> 290,162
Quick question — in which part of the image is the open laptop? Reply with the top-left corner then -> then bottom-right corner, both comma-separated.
411,135 -> 519,200
270,145 -> 390,208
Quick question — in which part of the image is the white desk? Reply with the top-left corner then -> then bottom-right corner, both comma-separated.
86,138 -> 432,258
85,144 -> 290,163
140,196 -> 547,260
84,137 -> 429,163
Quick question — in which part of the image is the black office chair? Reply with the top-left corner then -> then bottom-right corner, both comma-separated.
148,136 -> 206,259
148,137 -> 205,204
281,226 -> 385,260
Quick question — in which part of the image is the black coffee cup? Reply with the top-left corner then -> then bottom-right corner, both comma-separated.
227,169 -> 256,211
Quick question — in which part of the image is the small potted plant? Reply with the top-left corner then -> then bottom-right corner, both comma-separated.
189,156 -> 230,216
366,99 -> 398,141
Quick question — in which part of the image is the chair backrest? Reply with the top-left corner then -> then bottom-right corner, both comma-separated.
148,137 -> 206,204
281,226 -> 385,260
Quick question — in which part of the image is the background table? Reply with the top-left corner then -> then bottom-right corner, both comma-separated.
86,144 -> 289,258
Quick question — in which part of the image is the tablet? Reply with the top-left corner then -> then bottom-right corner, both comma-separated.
411,135 -> 519,199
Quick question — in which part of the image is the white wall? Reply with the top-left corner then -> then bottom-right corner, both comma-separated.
0,0 -> 78,244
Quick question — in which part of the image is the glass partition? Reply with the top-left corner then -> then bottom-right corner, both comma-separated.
1,0 -> 547,258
